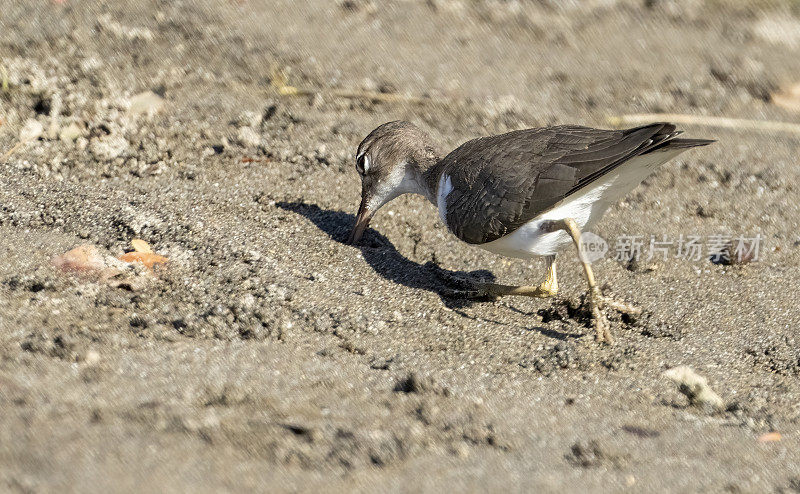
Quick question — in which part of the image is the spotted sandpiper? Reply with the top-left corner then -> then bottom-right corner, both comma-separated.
348,121 -> 713,343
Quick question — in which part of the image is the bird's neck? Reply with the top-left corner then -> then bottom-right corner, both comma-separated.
412,151 -> 445,206
423,160 -> 447,202
393,131 -> 445,205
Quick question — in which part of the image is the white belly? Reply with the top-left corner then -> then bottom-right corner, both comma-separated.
476,149 -> 683,259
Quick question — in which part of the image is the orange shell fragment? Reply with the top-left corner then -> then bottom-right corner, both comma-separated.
118,252 -> 168,270
130,238 -> 153,253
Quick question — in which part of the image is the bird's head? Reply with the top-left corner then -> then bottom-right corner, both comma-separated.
348,121 -> 437,244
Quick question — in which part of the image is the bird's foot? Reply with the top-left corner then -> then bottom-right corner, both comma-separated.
588,288 -> 641,345
537,277 -> 559,298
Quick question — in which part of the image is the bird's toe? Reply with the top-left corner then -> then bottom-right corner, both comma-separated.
599,295 -> 641,315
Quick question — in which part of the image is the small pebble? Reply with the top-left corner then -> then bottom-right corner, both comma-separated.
19,119 -> 44,142
237,126 -> 261,148
83,349 -> 101,365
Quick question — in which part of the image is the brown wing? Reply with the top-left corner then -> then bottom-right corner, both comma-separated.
441,123 -> 677,244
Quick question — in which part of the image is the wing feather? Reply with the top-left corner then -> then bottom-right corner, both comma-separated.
441,123 -> 676,244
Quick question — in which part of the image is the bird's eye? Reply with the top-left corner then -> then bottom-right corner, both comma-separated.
356,154 -> 370,176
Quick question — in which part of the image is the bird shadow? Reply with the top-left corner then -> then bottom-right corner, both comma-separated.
277,200 -> 496,309
276,200 -> 580,340
506,305 -> 585,340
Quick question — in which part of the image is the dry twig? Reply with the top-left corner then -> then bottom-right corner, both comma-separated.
1,140 -> 25,163
275,84 -> 441,105
609,113 -> 800,135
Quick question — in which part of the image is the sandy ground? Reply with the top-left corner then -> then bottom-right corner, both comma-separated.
2,0 -> 800,492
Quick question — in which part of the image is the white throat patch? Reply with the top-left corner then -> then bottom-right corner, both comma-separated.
366,164 -> 421,211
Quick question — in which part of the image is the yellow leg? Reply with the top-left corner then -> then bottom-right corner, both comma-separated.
439,256 -> 558,299
539,255 -> 558,297
550,218 -> 640,344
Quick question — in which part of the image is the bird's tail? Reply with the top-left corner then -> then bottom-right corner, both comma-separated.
644,136 -> 716,153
